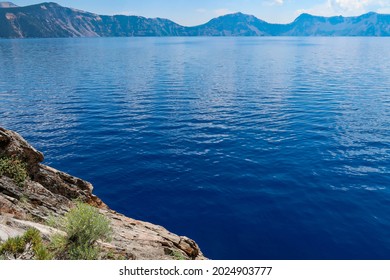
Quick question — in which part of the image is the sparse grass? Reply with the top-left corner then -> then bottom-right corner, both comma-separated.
102,249 -> 127,260
23,227 -> 41,246
0,235 -> 26,256
19,195 -> 29,204
171,250 -> 187,260
104,250 -> 116,260
0,228 -> 52,260
68,244 -> 100,260
0,156 -> 28,187
34,243 -> 52,260
47,233 -> 67,259
45,213 -> 61,228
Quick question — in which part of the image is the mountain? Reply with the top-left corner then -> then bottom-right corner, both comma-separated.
0,2 -> 101,38
280,12 -> 390,36
187,12 -> 271,36
98,15 -> 188,37
1,2 -> 390,38
0,2 -> 188,38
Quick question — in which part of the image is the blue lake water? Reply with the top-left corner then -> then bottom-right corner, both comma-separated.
1,37 -> 390,259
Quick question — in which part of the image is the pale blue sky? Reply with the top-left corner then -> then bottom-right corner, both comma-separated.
11,0 -> 390,26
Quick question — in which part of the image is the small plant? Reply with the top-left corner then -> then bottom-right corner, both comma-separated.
51,202 -> 112,260
68,244 -> 100,260
45,214 -> 60,228
0,156 -> 28,187
19,195 -> 29,205
0,236 -> 26,257
171,250 -> 187,260
64,202 -> 112,247
48,233 -> 68,259
34,244 -> 52,260
0,228 -> 52,260
23,228 -> 41,246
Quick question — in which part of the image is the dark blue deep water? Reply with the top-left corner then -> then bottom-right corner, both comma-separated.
1,37 -> 390,260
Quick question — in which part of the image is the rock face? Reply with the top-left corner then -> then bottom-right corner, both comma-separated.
280,12 -> 390,36
0,2 -> 188,38
187,13 -> 270,36
0,127 -> 205,260
1,2 -> 390,38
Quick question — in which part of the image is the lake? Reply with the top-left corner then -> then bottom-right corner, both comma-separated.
1,37 -> 390,259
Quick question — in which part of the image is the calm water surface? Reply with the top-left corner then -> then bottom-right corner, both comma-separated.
1,37 -> 390,259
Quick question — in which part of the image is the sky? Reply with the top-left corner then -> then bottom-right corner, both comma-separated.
10,0 -> 390,26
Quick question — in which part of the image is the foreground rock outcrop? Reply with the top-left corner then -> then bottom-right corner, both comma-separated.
0,127 -> 205,260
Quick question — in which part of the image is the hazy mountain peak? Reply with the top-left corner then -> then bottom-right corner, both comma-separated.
207,12 -> 265,25
219,12 -> 256,20
294,13 -> 317,21
225,12 -> 247,17
357,11 -> 379,19
364,11 -> 378,16
40,2 -> 61,8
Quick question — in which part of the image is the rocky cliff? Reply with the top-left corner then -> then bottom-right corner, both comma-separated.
0,127 -> 205,260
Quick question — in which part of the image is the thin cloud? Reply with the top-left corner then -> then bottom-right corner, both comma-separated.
196,8 -> 207,14
214,8 -> 234,16
377,7 -> 390,13
295,0 -> 387,17
295,1 -> 335,17
116,11 -> 137,16
263,0 -> 284,6
329,0 -> 372,12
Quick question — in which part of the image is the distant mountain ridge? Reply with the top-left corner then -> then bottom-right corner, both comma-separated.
1,2 -> 390,38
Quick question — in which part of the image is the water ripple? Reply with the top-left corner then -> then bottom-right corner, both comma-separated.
1,37 -> 390,259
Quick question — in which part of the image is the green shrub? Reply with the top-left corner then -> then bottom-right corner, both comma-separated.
34,243 -> 53,260
64,202 -> 112,247
51,202 -> 112,260
47,233 -> 67,259
23,228 -> 41,245
45,214 -> 60,228
0,156 -> 28,187
0,228 -> 52,260
0,236 -> 26,256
